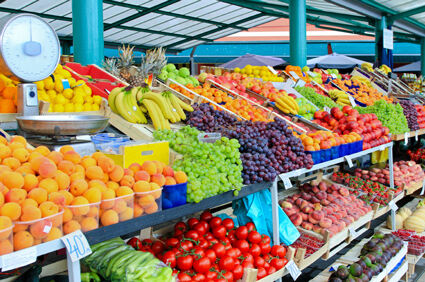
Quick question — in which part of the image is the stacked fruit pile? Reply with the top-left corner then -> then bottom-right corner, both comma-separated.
233,65 -> 284,82
275,94 -> 299,115
296,97 -> 316,120
36,65 -> 102,112
142,211 -> 288,281
291,232 -> 325,258
295,86 -> 341,109
392,230 -> 425,256
328,232 -> 403,281
108,86 -> 193,129
334,79 -> 393,106
279,181 -> 372,237
185,104 -> 313,184
399,100 -> 420,131
328,89 -> 352,107
415,105 -> 425,128
158,64 -> 199,87
298,130 -> 361,152
0,74 -> 18,113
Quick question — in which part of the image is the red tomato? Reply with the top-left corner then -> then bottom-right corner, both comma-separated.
161,251 -> 176,268
206,270 -> 217,279
226,248 -> 239,258
141,238 -> 152,246
198,238 -> 210,249
227,230 -> 237,245
242,261 -> 254,269
221,238 -> 231,250
205,249 -> 217,263
263,254 -> 271,262
127,238 -> 142,250
194,222 -> 208,235
235,226 -> 248,240
180,241 -> 193,252
260,242 -> 271,255
175,221 -> 187,232
185,230 -> 200,241
248,231 -> 262,244
270,245 -> 287,258
192,273 -> 205,281
270,258 -> 285,270
263,261 -> 270,269
177,272 -> 192,282
174,229 -> 184,238
233,264 -> 243,280
222,271 -> 234,282
235,240 -> 250,253
246,222 -> 256,232
165,238 -> 179,248
268,266 -> 277,275
209,217 -> 222,228
254,256 -> 265,268
212,226 -> 227,239
212,243 -> 226,258
243,253 -> 254,264
151,241 -> 165,254
177,255 -> 193,271
171,247 -> 182,256
204,232 -> 214,240
193,247 -> 205,258
257,267 -> 267,279
209,238 -> 219,246
250,243 -> 261,257
219,255 -> 236,271
261,235 -> 271,245
188,218 -> 199,229
200,211 -> 213,222
193,257 -> 211,274
222,218 -> 234,230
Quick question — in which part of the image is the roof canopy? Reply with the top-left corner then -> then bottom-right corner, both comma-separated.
307,52 -> 367,69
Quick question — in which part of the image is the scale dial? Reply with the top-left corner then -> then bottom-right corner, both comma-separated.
0,14 -> 60,82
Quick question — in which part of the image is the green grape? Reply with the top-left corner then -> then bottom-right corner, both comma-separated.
295,86 -> 341,110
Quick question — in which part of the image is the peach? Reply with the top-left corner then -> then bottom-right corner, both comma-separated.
21,198 -> 38,209
107,181 -> 119,191
119,207 -> 133,222
134,204 -> 144,217
83,187 -> 101,203
116,186 -> 133,197
43,227 -> 62,242
13,148 -> 29,163
120,175 -> 135,187
98,156 -> 115,173
14,231 -> 34,250
28,188 -> 48,204
58,160 -> 75,175
63,207 -> 73,223
319,218 -> 332,228
47,151 -> 63,165
39,201 -> 59,217
2,172 -> 24,189
58,190 -> 74,205
112,198 -> 127,214
55,170 -> 70,190
63,220 -> 81,234
70,196 -> 89,215
39,178 -> 59,193
70,179 -> 88,196
20,206 -> 42,221
0,144 -> 11,159
5,188 -> 27,204
301,222 -> 313,231
128,163 -> 141,174
81,217 -> 98,232
91,151 -> 105,161
101,210 -> 119,226
162,166 -> 174,177
0,216 -> 12,239
133,181 -> 151,192
289,214 -> 303,226
135,170 -> 150,182
34,145 -> 50,156
23,174 -> 38,191
0,239 -> 13,255
141,161 -> 157,175
59,145 -> 74,155
174,171 -> 187,184
86,166 -> 104,180
109,165 -> 124,182
151,174 -> 165,187
81,156 -> 97,169
63,150 -> 81,164
38,160 -> 57,178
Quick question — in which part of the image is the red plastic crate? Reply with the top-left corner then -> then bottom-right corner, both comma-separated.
65,63 -> 126,99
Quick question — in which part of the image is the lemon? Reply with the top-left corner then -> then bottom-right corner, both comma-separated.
55,64 -> 63,71
63,88 -> 74,99
83,103 -> 92,111
64,103 -> 75,112
83,85 -> 92,96
68,77 -> 77,87
54,94 -> 67,105
92,104 -> 100,111
47,89 -> 57,98
60,70 -> 71,78
54,80 -> 64,93
73,87 -> 85,97
234,67 -> 241,73
48,104 -> 53,112
93,95 -> 102,105
72,94 -> 84,105
74,104 -> 84,112
53,104 -> 64,112
85,96 -> 93,104
44,77 -> 54,90
34,80 -> 45,90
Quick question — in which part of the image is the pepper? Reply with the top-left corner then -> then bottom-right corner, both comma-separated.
81,272 -> 100,282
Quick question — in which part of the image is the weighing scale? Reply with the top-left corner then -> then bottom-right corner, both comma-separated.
0,14 -> 109,155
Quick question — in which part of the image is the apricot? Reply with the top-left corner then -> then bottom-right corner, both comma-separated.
13,148 -> 29,163
128,163 -> 141,174
124,168 -> 134,177
63,208 -> 72,223
8,142 -> 24,152
5,188 -> 27,204
48,192 -> 66,206
21,198 -> 38,209
112,198 -> 127,214
87,206 -> 99,218
165,176 -> 177,186
174,171 -> 188,184
133,181 -> 151,192
101,189 -> 115,209
0,216 -> 12,240
83,187 -> 101,203
30,219 -> 53,239
28,188 -> 48,204
98,156 -> 115,173
163,166 -> 174,177
39,201 -> 59,217
102,172 -> 109,183
30,156 -> 49,171
70,196 -> 89,216
137,194 -> 155,208
10,136 -> 27,145
34,145 -> 50,156
101,210 -> 118,226
107,181 -> 119,191
150,183 -> 162,199
20,206 -> 42,221
0,239 -> 13,255
0,136 -> 7,145
38,160 -> 57,178
119,207 -> 133,222
134,204 -> 144,217
14,231 -> 34,250
153,161 -> 165,174
91,151 -> 105,161
55,170 -> 70,190
135,170 -> 150,182
86,166 -> 104,180
2,172 -> 24,189
81,156 -> 97,169
70,172 -> 85,182
109,165 -> 124,182
144,201 -> 158,214
39,178 -> 59,193
16,165 -> 35,175
75,165 -> 85,174
120,175 -> 135,187
0,192 -> 3,207
63,150 -> 81,164
57,160 -> 75,175
141,161 -> 157,175
59,145 -> 74,155
70,179 -> 88,196
47,151 -> 63,165
3,157 -> 20,170
0,144 -> 11,159
151,173 -> 165,187
43,227 -> 62,242
58,190 -> 74,205
81,217 -> 98,232
116,186 -> 133,197
63,220 -> 81,235
13,223 -> 28,233
28,151 -> 43,162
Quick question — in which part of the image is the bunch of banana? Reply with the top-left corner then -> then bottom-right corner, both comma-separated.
108,87 -> 147,124
329,89 -> 351,106
378,64 -> 392,75
361,62 -> 373,72
351,75 -> 371,87
275,95 -> 299,115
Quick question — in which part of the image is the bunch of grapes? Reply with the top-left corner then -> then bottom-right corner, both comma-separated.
399,100 -> 419,131
186,104 -> 314,184
153,126 -> 243,203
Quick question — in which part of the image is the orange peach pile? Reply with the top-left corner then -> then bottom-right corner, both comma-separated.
298,130 -> 362,151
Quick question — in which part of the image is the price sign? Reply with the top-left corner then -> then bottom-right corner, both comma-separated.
1,247 -> 37,271
388,200 -> 398,212
345,156 -> 353,168
294,79 -> 306,88
404,132 -> 409,145
61,230 -> 92,262
307,71 -> 318,77
62,79 -> 70,90
421,180 -> 425,196
331,74 -> 337,79
286,260 -> 301,280
349,227 -> 357,238
324,106 -> 331,113
280,176 -> 292,189
415,131 -> 419,141
348,95 -> 356,107
267,66 -> 278,75
289,71 -> 300,80
287,79 -> 295,87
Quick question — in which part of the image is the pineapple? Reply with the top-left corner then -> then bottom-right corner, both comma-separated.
103,58 -> 119,78
117,45 -> 136,81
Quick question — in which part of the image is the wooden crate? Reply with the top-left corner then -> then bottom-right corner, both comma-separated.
391,128 -> 425,141
372,191 -> 405,219
404,179 -> 424,196
294,240 -> 329,270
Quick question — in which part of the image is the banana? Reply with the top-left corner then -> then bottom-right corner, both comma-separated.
124,91 -> 143,123
164,95 -> 181,122
276,102 -> 290,114
160,92 -> 177,123
142,99 -> 163,130
141,92 -> 173,120
115,91 -> 139,123
129,87 -> 147,123
174,94 -> 194,112
276,96 -> 297,115
169,93 -> 186,120
108,87 -> 124,114
151,101 -> 170,130
139,104 -> 147,113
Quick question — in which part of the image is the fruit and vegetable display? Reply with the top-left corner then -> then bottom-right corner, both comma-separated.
295,86 -> 341,110
298,130 -> 361,152
387,205 -> 425,233
279,180 -> 372,237
407,148 -> 425,163
108,86 -> 193,129
356,100 -> 409,134
296,97 -> 317,120
234,65 -> 284,82
274,94 -> 299,115
328,89 -> 352,107
83,238 -> 174,281
132,211 -> 289,281
415,104 -> 425,129
392,229 -> 425,256
0,74 -> 18,113
328,232 -> 404,281
399,100 -> 420,131
291,231 -> 325,258
159,64 -> 200,87
331,172 -> 402,205
184,103 -> 313,184
334,78 -> 393,106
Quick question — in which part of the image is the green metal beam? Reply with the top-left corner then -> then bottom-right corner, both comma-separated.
0,7 -> 71,21
421,38 -> 425,76
290,0 -> 306,67
104,0 -> 178,30
389,5 -> 425,21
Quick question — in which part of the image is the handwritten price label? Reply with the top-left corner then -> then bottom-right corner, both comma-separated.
267,66 -> 278,75
294,79 -> 306,88
345,156 -> 353,168
286,260 -> 301,280
61,230 -> 92,262
388,200 -> 398,212
280,176 -> 292,189
289,71 -> 300,80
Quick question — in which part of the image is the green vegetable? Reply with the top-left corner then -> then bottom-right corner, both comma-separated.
81,272 -> 100,282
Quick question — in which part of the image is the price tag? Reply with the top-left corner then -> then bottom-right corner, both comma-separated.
294,79 -> 306,88
289,71 -> 300,80
286,260 -> 301,280
331,74 -> 337,79
62,79 -> 70,90
349,227 -> 357,238
348,95 -> 356,107
421,180 -> 425,196
345,156 -> 353,168
404,132 -> 409,145
307,71 -> 318,77
324,106 -> 331,113
61,230 -> 92,262
267,66 -> 278,75
280,176 -> 292,189
388,200 -> 398,212
415,131 -> 419,141
1,247 -> 37,271
287,79 -> 295,87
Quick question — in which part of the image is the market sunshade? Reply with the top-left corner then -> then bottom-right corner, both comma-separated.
219,54 -> 286,69
394,61 -> 420,72
307,53 -> 367,69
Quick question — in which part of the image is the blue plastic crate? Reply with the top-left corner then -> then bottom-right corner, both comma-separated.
306,150 -> 321,164
321,148 -> 331,162
162,182 -> 187,209
330,146 -> 339,160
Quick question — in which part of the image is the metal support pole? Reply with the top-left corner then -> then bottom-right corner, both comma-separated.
190,46 -> 197,75
270,178 -> 280,246
72,0 -> 104,66
61,41 -> 72,55
289,0 -> 307,67
389,143 -> 394,189
421,38 -> 425,77
66,252 -> 81,282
